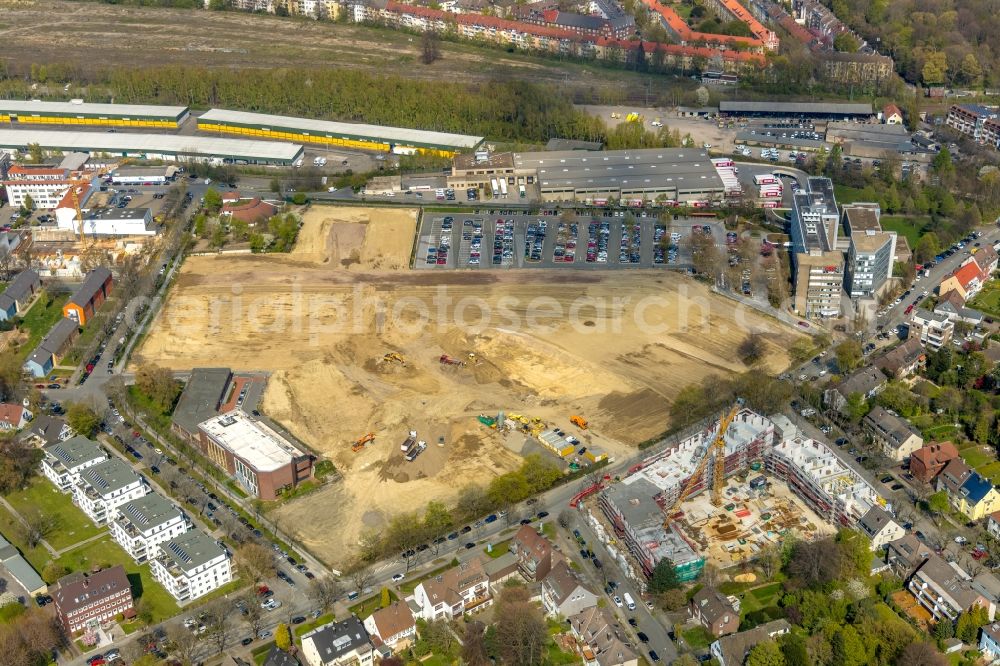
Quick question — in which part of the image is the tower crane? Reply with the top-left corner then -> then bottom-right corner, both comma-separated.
662,402 -> 742,529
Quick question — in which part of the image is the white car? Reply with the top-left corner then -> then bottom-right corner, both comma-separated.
613,595 -> 623,608
955,536 -> 968,544
391,573 -> 405,583
261,599 -> 282,611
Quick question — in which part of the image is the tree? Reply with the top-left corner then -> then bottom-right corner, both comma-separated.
648,559 -> 680,594
166,624 -> 201,666
423,501 -> 453,542
66,403 -> 99,437
134,364 -> 181,414
746,639 -> 786,666
897,641 -> 947,666
27,144 -> 43,164
236,542 -> 276,583
921,51 -> 948,85
844,392 -> 869,423
461,620 -> 490,666
670,383 -> 721,429
239,589 -> 266,639
19,509 -> 57,549
494,586 -> 547,666
350,564 -> 375,593
738,333 -> 767,365
833,33 -> 859,52
422,618 -> 456,654
959,53 -> 983,84
202,187 -> 222,212
780,632 -> 810,666
307,576 -> 341,614
927,491 -> 950,517
931,148 -> 954,180
913,232 -> 940,264
835,340 -> 863,373
955,605 -> 989,642
421,31 -> 441,64
275,622 -> 291,651
660,588 -> 687,611
202,598 -> 234,655
931,618 -> 954,641
758,543 -> 781,580
786,538 -> 841,588
0,439 -> 43,495
42,562 -> 68,583
829,625 -> 866,666
380,586 -> 390,608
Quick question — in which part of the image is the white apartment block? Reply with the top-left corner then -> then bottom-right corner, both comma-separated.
909,308 -> 954,351
40,435 -> 108,492
111,493 -> 190,564
73,458 -> 149,526
413,558 -> 491,621
150,529 -> 232,603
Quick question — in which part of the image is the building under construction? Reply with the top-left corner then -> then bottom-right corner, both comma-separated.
766,435 -> 881,526
599,408 -> 774,580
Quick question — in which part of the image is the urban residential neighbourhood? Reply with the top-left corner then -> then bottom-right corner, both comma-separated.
0,1 -> 997,665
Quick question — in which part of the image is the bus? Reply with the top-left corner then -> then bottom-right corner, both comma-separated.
499,179 -> 508,197
490,179 -> 499,196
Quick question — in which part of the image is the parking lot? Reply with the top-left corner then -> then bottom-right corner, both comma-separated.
415,211 -> 728,270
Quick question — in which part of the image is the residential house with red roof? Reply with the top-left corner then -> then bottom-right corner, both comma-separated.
910,442 -> 959,484
0,403 -> 31,430
883,103 -> 903,125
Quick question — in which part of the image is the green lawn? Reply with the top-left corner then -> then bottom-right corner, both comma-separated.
294,612 -> 334,638
880,216 -> 929,248
682,625 -> 714,650
347,589 -> 398,618
740,582 -> 782,614
833,184 -> 868,205
959,445 -> 992,469
484,539 -> 510,559
979,461 -> 1000,485
0,502 -> 53,573
55,535 -> 180,623
969,281 -> 1000,318
4,478 -> 104,550
16,293 -> 70,361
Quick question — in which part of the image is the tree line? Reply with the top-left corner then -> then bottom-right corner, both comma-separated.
353,453 -> 575,565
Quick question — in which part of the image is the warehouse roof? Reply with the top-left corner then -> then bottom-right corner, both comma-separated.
513,148 -> 723,191
199,109 -> 484,151
720,101 -> 873,115
172,368 -> 232,435
0,130 -> 303,162
0,100 -> 188,120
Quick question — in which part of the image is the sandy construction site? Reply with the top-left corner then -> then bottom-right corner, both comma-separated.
135,206 -> 804,565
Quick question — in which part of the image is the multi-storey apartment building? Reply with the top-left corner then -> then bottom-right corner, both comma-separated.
40,435 -> 107,492
149,528 -> 232,602
946,104 -> 999,143
862,406 -> 923,462
766,436 -> 880,526
907,552 -> 995,622
301,616 -> 375,666
842,204 -> 895,298
111,493 -> 190,563
73,458 -> 149,526
908,308 -> 954,351
412,557 -> 492,620
52,566 -> 134,634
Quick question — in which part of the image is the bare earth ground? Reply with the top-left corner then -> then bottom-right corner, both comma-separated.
0,0 -> 651,89
134,206 -> 802,566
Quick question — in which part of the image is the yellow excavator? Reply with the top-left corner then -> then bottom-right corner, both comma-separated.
662,403 -> 741,529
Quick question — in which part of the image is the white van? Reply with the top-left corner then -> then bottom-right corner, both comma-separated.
623,592 -> 636,611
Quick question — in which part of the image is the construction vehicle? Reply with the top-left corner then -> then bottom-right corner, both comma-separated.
439,354 -> 465,366
351,432 -> 375,453
625,112 -> 642,123
400,430 -> 417,453
570,415 -> 588,430
380,352 -> 406,366
662,403 -> 742,529
405,440 -> 427,462
478,415 -> 497,428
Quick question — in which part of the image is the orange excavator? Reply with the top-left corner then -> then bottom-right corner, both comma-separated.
352,432 -> 375,452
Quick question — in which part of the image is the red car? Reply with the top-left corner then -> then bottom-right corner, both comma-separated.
905,304 -> 914,315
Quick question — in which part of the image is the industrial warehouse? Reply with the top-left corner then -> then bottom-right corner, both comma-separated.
0,100 -> 189,128
719,100 -> 875,120
0,130 -> 304,165
197,108 -> 484,157
448,148 -> 731,203
593,408 -> 881,582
